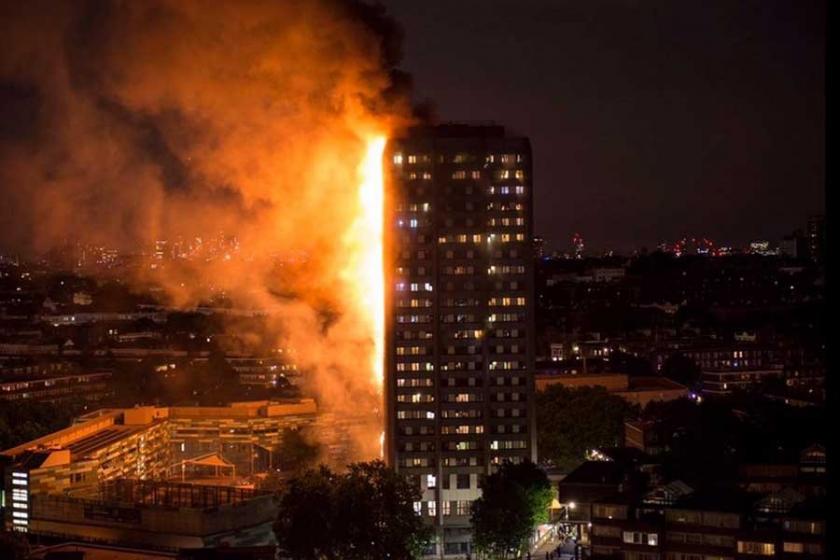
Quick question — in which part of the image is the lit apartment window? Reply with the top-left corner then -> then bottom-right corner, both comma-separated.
622,532 -> 658,546
781,542 -> 803,553
737,541 -> 775,556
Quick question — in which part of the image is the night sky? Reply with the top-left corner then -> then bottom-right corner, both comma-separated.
382,0 -> 825,253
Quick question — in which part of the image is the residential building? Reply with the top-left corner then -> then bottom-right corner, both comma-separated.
384,123 -> 537,556
0,371 -> 112,403
535,371 -> 688,408
0,399 -> 338,541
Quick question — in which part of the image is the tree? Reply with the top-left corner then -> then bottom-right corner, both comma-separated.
471,461 -> 553,559
536,384 -> 639,472
275,427 -> 322,473
275,466 -> 340,560
274,460 -> 432,560
0,398 -> 90,450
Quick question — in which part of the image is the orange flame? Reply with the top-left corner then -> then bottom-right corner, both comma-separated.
344,135 -> 386,391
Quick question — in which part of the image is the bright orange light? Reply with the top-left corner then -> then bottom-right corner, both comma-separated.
353,135 -> 386,391
379,430 -> 385,459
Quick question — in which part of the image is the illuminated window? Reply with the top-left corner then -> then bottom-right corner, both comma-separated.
622,532 -> 658,546
737,541 -> 775,555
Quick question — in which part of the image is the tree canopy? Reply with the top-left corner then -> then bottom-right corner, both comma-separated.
274,460 -> 431,560
471,461 -> 553,559
536,384 -> 639,472
0,398 -> 90,450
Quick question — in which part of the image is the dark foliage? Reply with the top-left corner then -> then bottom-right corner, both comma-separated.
471,461 -> 553,559
274,460 -> 432,560
536,384 -> 639,472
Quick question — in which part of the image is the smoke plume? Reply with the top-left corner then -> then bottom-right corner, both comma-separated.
0,0 -> 411,461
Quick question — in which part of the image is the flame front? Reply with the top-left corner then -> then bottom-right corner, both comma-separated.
355,136 -> 386,390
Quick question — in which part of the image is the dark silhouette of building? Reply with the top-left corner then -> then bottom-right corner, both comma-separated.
384,123 -> 537,556
806,215 -> 825,264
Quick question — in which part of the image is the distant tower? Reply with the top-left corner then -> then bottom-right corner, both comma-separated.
533,236 -> 545,259
572,233 -> 584,259
807,215 -> 825,264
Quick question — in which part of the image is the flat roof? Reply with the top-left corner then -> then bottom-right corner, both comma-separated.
560,461 -> 627,486
2,400 -> 318,458
536,371 -> 627,379
626,377 -> 687,391
66,425 -> 147,458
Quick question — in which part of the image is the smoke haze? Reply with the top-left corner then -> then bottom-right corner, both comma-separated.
0,0 -> 411,462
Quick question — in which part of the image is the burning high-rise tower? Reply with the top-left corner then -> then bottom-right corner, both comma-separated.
384,123 -> 537,557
